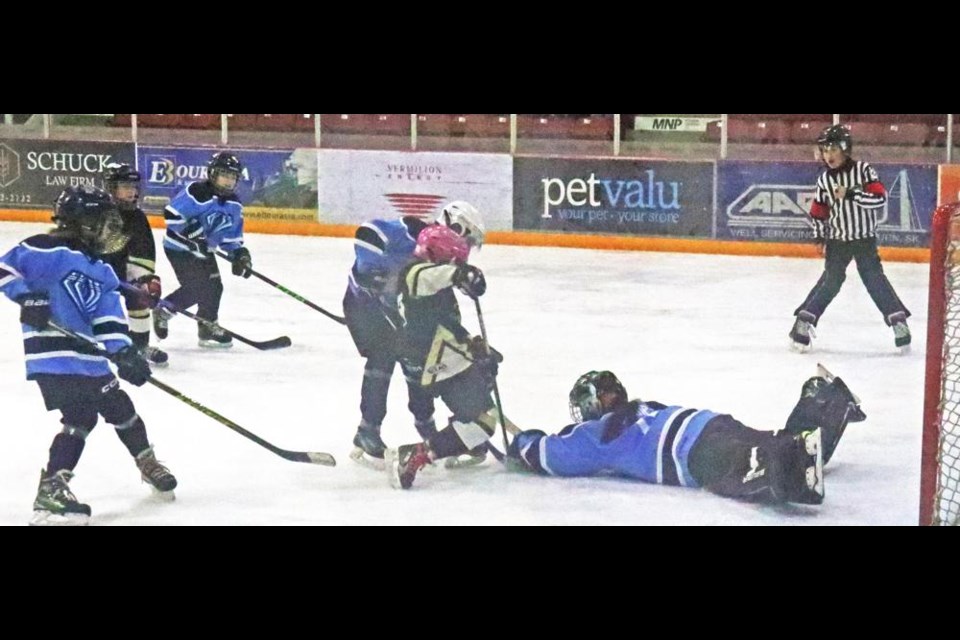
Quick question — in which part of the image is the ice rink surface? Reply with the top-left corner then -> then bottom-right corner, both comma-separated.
0,222 -> 928,525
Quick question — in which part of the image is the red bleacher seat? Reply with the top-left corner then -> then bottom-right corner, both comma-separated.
110,114 -> 132,126
181,114 -> 220,129
321,114 -> 409,135
842,121 -> 884,144
226,114 -> 258,130
255,114 -> 297,131
878,122 -> 931,146
465,114 -> 509,137
138,114 -> 187,128
788,120 -> 832,144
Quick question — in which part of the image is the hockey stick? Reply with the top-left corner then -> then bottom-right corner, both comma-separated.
215,250 -> 346,325
120,283 -> 292,351
473,297 -> 511,455
46,320 -> 336,466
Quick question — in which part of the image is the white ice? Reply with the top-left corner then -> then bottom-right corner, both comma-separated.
0,221 -> 928,525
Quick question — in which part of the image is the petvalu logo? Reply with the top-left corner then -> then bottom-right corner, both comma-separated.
540,170 -> 682,222
146,155 -> 250,188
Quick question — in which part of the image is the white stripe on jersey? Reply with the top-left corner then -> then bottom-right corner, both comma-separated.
671,410 -> 702,487
655,407 -> 685,484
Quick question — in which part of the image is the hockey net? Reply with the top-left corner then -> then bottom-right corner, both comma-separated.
921,201 -> 960,525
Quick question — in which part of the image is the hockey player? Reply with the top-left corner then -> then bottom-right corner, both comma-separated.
506,367 -> 866,505
100,163 -> 168,367
153,152 -> 252,348
384,224 -> 502,489
789,125 -> 912,352
0,187 -> 177,526
344,201 -> 486,468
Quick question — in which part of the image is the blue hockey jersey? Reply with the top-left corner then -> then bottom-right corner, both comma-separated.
512,402 -> 719,487
163,181 -> 245,258
347,216 -> 429,303
0,235 -> 132,379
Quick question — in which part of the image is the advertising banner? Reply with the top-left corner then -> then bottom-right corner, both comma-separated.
718,161 -> 937,248
940,164 -> 960,206
138,146 -> 318,221
317,149 -> 513,230
0,138 -> 135,209
513,156 -> 714,237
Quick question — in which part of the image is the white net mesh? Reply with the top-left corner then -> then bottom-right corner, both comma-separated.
934,210 -> 960,525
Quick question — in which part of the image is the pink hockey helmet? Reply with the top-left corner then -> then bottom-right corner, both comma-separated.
414,224 -> 470,264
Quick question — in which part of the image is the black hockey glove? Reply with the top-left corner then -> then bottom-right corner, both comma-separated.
231,247 -> 253,278
17,292 -> 51,329
453,264 -> 486,298
113,346 -> 151,387
468,336 -> 503,381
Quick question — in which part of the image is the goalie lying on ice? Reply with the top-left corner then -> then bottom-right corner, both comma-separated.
506,366 -> 865,505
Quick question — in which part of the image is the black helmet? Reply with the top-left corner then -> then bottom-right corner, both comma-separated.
568,370 -> 629,423
103,162 -> 141,210
52,186 -> 128,255
208,152 -> 243,195
816,124 -> 853,155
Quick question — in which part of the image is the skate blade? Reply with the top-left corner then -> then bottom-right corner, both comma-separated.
384,448 -> 404,489
29,510 -> 90,526
349,447 -> 386,471
897,344 -> 911,356
198,340 -> 234,349
444,454 -> 487,469
790,340 -> 811,353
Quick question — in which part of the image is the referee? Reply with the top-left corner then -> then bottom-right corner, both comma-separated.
789,124 -> 911,352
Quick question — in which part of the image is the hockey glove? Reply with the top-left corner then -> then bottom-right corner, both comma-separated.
468,336 -> 503,381
453,264 -> 486,298
113,346 -> 151,387
133,274 -> 162,307
17,292 -> 51,329
231,247 -> 253,278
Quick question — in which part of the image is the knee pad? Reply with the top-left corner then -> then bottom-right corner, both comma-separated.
99,387 -> 137,426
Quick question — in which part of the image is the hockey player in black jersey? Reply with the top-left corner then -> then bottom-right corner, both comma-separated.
101,163 -> 168,367
789,125 -> 912,352
384,224 -> 501,489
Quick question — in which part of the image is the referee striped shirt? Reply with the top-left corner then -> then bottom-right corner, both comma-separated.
809,159 -> 887,241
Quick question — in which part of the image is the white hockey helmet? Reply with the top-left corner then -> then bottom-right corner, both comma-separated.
438,200 -> 485,248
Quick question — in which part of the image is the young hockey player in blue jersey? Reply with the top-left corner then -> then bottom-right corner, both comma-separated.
344,201 -> 486,468
0,187 -> 177,526
506,367 -> 866,505
384,223 -> 503,489
100,163 -> 168,367
153,151 -> 252,348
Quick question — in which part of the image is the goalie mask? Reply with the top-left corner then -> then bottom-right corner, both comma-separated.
569,370 -> 629,423
53,186 -> 129,255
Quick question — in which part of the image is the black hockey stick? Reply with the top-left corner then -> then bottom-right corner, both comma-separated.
46,321 -> 335,466
473,297 -> 511,456
215,250 -> 347,325
120,283 -> 291,350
